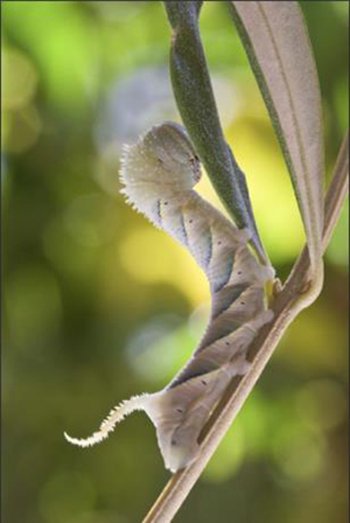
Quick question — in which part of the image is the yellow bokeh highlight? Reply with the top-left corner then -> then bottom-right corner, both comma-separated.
227,118 -> 305,263
295,379 -> 347,431
2,46 -> 38,110
271,423 -> 325,482
119,227 -> 209,307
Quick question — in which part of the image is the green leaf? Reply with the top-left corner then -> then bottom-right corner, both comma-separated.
230,1 -> 325,272
164,1 -> 268,264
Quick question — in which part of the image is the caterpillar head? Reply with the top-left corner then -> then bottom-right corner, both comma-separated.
120,122 -> 201,203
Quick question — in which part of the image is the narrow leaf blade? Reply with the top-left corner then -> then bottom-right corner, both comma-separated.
230,1 -> 325,271
164,1 -> 268,264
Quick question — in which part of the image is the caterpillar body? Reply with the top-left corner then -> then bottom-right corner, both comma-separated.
64,122 -> 274,473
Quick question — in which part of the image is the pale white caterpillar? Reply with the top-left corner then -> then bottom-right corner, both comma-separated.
64,122 -> 275,473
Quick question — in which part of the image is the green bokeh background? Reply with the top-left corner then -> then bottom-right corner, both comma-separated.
2,2 -> 348,522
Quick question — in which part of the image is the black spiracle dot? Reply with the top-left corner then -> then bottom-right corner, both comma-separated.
176,408 -> 184,413
163,201 -> 168,205
237,271 -> 242,276
225,341 -> 230,346
189,219 -> 193,223
201,379 -> 207,386
240,301 -> 245,305
217,241 -> 222,245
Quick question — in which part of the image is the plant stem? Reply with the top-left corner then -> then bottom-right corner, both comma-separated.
323,131 -> 349,250
142,133 -> 349,523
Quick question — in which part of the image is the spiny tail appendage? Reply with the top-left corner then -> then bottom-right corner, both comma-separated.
64,393 -> 150,448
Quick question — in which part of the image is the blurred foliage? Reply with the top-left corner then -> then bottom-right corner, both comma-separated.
2,2 -> 348,523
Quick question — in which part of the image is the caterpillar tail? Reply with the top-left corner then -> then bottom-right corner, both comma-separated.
64,393 -> 151,448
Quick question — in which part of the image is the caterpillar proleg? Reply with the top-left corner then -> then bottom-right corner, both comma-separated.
64,122 -> 275,473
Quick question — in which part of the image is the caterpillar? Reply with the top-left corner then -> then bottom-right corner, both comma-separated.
64,122 -> 275,473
